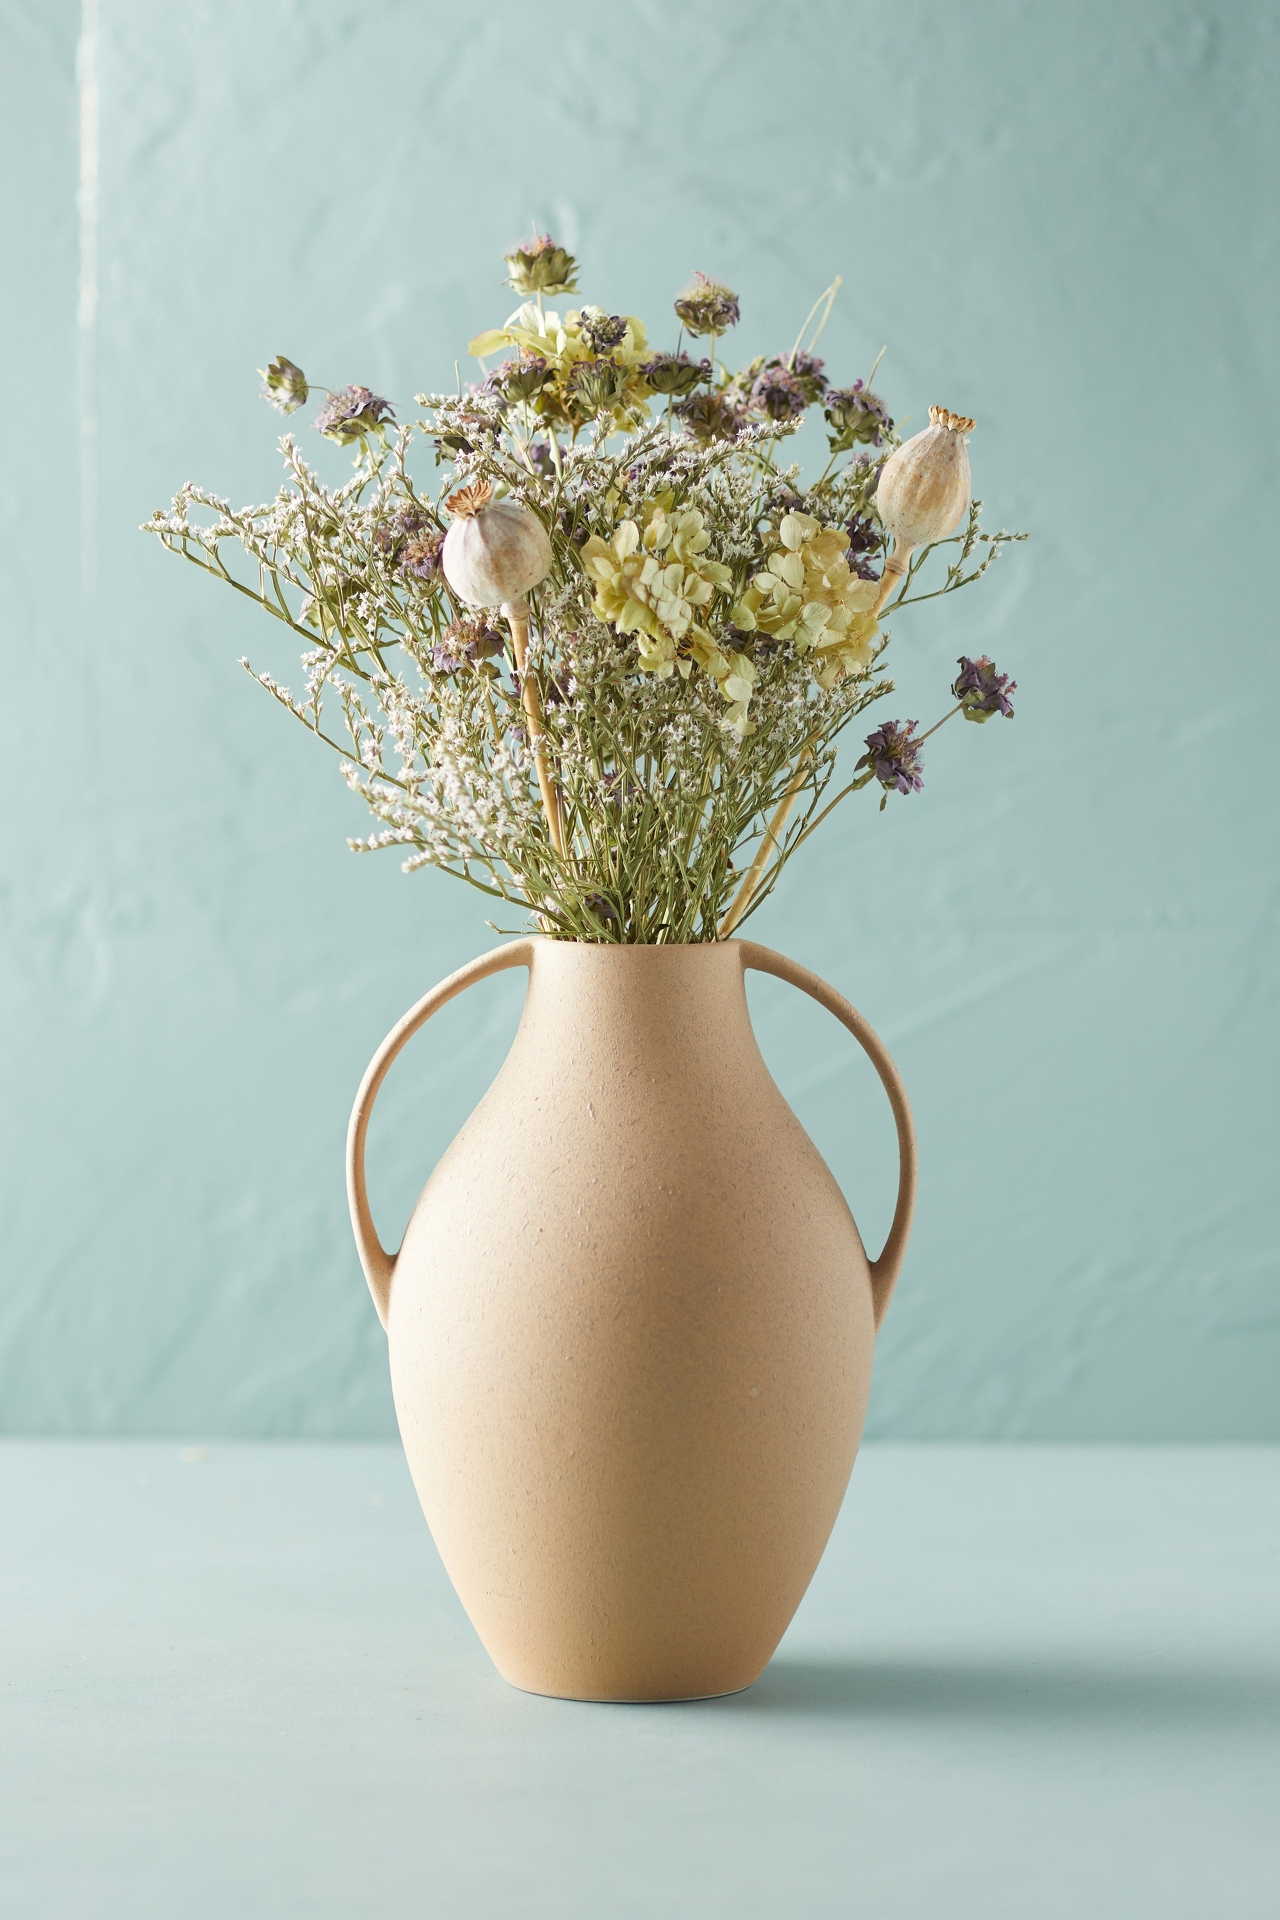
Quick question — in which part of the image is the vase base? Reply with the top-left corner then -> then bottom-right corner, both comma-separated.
508,1678 -> 755,1705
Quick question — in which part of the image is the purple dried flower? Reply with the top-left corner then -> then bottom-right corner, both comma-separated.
845,511 -> 883,581
824,379 -> 893,451
857,719 -> 924,800
371,504 -> 445,589
372,503 -> 429,554
786,351 -> 828,404
952,655 -> 1016,722
400,529 -> 444,586
431,637 -> 466,674
674,388 -> 745,443
528,440 -> 557,479
673,271 -> 741,336
580,308 -> 629,353
432,619 -> 504,675
640,352 -> 711,396
313,385 -> 395,445
751,364 -> 809,422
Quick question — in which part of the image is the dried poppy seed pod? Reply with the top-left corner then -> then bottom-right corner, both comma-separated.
878,405 -> 973,548
443,480 -> 564,858
871,406 -> 974,614
441,481 -> 553,610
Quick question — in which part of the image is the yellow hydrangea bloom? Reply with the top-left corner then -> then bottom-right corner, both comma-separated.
731,510 -> 879,689
581,502 -> 755,733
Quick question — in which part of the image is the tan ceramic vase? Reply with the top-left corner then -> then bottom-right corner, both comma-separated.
347,939 -> 915,1702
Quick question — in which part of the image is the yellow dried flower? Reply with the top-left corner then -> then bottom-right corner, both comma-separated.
581,502 -> 752,728
713,648 -> 757,738
731,511 -> 879,687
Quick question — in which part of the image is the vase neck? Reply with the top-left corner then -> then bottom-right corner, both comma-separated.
519,940 -> 759,1085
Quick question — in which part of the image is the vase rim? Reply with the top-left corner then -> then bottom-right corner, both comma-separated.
531,936 -> 742,949
526,938 -> 752,968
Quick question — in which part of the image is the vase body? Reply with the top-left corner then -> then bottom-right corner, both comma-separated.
367,940 -> 902,1702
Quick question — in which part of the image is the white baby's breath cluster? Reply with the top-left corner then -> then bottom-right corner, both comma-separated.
145,238 -> 1023,942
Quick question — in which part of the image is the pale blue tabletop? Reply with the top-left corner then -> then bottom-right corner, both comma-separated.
3,1442 -> 1277,1918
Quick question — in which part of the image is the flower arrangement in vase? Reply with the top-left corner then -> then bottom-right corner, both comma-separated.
146,236 -> 1024,1702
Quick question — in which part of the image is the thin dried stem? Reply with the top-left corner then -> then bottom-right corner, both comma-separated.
505,601 -> 565,859
719,744 -> 814,937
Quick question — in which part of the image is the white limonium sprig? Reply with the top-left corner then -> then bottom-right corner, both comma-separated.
143,237 -> 1026,943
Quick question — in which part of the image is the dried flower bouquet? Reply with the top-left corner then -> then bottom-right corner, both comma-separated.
146,236 -> 1024,943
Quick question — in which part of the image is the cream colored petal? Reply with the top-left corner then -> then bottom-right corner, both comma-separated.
779,511 -> 818,550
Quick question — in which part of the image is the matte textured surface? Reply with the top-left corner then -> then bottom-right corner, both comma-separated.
3,1 -> 1278,1438
3,1441 -> 1278,1917
359,941 -> 906,1700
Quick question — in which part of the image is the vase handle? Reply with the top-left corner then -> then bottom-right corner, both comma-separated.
737,942 -> 917,1329
346,940 -> 535,1330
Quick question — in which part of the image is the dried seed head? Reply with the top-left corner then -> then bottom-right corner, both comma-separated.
445,480 -> 494,519
641,352 -> 711,397
674,388 -> 745,444
313,385 -> 394,444
503,233 -> 579,297
498,354 -> 554,404
673,272 -> 741,337
929,405 -> 975,434
442,494 -> 553,609
875,407 -> 974,553
565,356 -> 630,418
259,355 -> 308,414
824,380 -> 892,451
579,307 -> 629,353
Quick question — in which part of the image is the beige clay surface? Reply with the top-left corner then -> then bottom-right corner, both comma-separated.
348,940 -> 915,1701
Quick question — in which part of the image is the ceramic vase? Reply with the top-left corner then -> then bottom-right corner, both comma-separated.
347,938 -> 915,1702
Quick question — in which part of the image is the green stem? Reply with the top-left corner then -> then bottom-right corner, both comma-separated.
915,702 -> 965,746
785,769 -> 877,856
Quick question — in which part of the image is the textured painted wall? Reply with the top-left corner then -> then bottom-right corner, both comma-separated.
2,0 -> 1277,1438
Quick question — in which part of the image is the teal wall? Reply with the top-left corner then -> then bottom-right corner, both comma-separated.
2,0 -> 1277,1439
